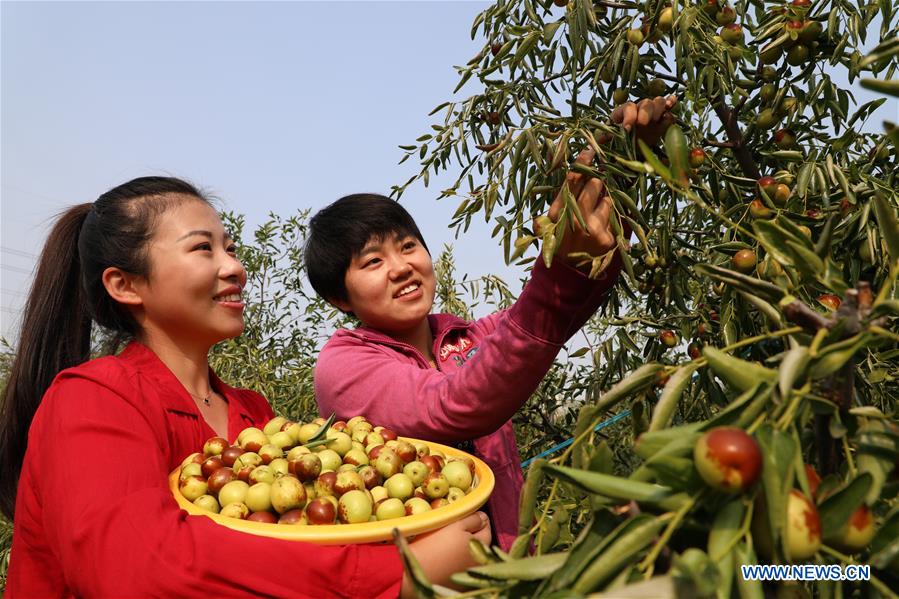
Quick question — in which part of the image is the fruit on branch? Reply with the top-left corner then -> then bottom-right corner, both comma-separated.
760,45 -> 782,65
627,28 -> 645,46
700,0 -> 720,18
749,199 -> 774,219
659,330 -> 679,347
777,97 -> 799,117
773,184 -> 792,207
687,342 -> 702,360
720,23 -> 744,45
784,490 -> 822,560
613,88 -> 629,105
759,83 -> 777,103
693,426 -> 763,492
756,108 -> 779,130
658,6 -> 674,33
799,20 -> 823,44
785,19 -> 805,38
830,505 -> 876,554
716,6 -> 736,25
804,465 -> 821,499
757,256 -> 784,279
731,249 -> 758,273
786,44 -> 810,66
647,78 -> 668,97
689,148 -> 707,168
817,294 -> 841,311
761,66 -> 779,82
774,128 -> 796,148
758,176 -> 779,199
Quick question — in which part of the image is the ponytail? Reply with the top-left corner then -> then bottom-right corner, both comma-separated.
0,204 -> 93,519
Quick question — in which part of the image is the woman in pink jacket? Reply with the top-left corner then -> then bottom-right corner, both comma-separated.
306,98 -> 677,551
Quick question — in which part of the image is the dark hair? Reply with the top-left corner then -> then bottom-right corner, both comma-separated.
304,194 -> 428,305
0,176 -> 209,519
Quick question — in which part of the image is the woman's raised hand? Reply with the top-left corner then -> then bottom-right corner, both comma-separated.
540,149 -> 619,267
612,95 -> 678,146
400,511 -> 491,597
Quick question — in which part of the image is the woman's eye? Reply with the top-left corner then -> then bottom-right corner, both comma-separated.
194,243 -> 212,252
226,245 -> 238,254
365,258 -> 381,268
403,241 -> 417,250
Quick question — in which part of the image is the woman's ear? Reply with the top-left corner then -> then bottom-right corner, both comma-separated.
328,297 -> 352,313
101,267 -> 144,306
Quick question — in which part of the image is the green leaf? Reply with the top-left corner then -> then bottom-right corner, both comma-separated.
638,139 -> 674,183
543,463 -> 687,510
663,124 -> 690,187
855,419 -> 897,504
785,240 -> 824,278
649,362 -> 700,432
869,508 -> 899,570
694,263 -> 786,304
572,515 -> 667,594
753,220 -> 800,268
544,513 -> 625,592
778,345 -> 810,398
634,424 -> 703,460
756,425 -> 799,553
872,191 -> 899,265
702,347 -> 778,392
860,78 -> 899,97
818,473 -> 873,541
467,552 -> 568,581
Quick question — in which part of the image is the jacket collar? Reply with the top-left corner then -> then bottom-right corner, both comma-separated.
119,341 -> 253,422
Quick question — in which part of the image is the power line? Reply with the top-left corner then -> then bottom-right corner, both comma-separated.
0,264 -> 34,275
0,246 -> 38,260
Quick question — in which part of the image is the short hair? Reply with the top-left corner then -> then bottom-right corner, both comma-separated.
305,194 -> 429,305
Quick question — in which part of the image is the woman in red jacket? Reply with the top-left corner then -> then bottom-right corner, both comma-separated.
0,176 -> 489,598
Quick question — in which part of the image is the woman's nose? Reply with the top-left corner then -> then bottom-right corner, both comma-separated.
388,256 -> 413,279
220,252 -> 247,285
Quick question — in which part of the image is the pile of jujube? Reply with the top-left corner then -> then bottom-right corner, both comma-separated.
177,415 -> 478,525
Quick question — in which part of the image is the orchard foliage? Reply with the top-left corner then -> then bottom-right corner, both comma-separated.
393,0 -> 899,596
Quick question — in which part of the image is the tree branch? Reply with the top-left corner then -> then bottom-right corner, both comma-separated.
713,101 -> 761,181
781,300 -> 834,332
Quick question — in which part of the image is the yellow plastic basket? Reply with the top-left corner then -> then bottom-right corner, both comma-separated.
169,437 -> 494,544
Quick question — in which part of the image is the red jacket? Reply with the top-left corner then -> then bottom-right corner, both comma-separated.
7,342 -> 403,599
315,256 -> 622,550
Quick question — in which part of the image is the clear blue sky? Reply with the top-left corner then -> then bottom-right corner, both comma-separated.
2,1 -> 895,342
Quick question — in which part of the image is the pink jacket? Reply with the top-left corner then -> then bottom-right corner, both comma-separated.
315,255 -> 622,550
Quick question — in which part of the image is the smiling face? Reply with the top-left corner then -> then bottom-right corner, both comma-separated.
130,198 -> 247,349
333,233 -> 436,336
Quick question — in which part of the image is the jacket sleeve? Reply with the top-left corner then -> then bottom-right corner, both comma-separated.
27,375 -> 403,599
315,256 -> 619,443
